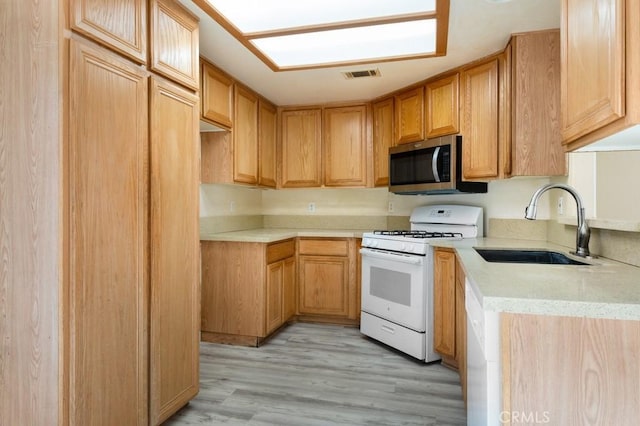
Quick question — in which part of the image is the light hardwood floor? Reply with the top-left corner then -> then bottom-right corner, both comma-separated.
165,322 -> 466,425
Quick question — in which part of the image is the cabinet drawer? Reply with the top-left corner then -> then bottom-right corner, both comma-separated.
267,239 -> 295,263
298,239 -> 349,256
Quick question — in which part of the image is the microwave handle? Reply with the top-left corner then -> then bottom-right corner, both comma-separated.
432,146 -> 441,183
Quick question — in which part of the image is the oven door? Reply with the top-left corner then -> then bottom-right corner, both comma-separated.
360,247 -> 427,332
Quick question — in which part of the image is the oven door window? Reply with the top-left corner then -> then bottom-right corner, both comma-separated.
360,249 -> 427,332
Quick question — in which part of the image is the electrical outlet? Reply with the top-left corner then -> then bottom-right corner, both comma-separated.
308,202 -> 316,213
557,197 -> 564,215
388,202 -> 394,213
229,201 -> 235,212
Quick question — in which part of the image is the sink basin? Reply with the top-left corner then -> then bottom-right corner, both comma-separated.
474,248 -> 589,265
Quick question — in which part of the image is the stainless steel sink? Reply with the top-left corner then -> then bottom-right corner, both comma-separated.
474,248 -> 589,265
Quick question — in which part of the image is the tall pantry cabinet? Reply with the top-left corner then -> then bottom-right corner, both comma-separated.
65,0 -> 200,425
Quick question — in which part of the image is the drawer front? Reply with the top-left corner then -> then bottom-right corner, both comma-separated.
298,238 -> 349,256
266,239 -> 295,263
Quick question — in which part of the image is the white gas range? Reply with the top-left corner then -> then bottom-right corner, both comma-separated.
360,204 -> 483,362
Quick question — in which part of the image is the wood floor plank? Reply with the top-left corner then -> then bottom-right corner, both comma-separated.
165,323 -> 466,425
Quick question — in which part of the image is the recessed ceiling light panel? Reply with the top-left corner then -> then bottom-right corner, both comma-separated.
206,0 -> 436,33
252,19 -> 436,68
200,0 -> 448,70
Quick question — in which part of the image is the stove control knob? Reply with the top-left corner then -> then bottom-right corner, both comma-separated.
400,243 -> 407,252
363,238 -> 371,246
405,245 -> 413,253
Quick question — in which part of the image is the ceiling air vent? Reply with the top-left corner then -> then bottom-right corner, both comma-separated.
342,68 -> 382,79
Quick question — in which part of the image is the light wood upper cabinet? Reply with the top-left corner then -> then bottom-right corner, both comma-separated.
323,104 -> 369,187
258,100 -> 278,188
461,55 -> 506,180
561,0 -> 624,144
149,0 -> 199,91
395,86 -> 425,144
426,73 -> 460,138
201,60 -> 233,129
68,38 -> 149,425
234,85 -> 259,185
372,97 -> 394,187
561,0 -> 640,151
433,248 -> 457,364
148,76 -> 200,425
280,108 -> 322,188
70,0 -> 147,63
509,30 -> 565,176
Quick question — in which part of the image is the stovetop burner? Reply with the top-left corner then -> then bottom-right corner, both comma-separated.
373,230 -> 464,239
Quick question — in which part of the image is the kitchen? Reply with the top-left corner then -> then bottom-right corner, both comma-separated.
3,0 -> 640,425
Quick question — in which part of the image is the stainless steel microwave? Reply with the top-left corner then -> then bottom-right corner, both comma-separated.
388,135 -> 488,195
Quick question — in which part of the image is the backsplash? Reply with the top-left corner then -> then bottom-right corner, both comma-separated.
200,181 -> 640,267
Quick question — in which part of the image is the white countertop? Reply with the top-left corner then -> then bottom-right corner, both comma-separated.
200,228 -> 365,243
431,238 -> 640,320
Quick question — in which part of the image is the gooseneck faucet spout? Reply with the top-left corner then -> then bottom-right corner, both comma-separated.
525,183 -> 591,257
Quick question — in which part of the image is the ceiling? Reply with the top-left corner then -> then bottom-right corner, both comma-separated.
179,0 -> 561,106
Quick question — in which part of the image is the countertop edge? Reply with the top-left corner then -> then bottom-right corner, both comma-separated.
200,228 -> 365,243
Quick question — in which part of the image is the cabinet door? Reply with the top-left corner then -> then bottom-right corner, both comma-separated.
426,73 -> 460,138
201,61 -> 233,129
395,86 -> 425,144
372,97 -> 394,187
561,0 -> 625,143
433,248 -> 456,361
70,0 -> 147,63
234,85 -> 259,184
149,0 -> 199,90
510,30 -> 565,176
461,58 -> 500,179
68,39 -> 148,425
280,108 -> 322,188
323,105 -> 368,187
149,76 -> 200,425
259,100 -> 277,188
266,261 -> 284,335
282,257 -> 297,321
298,255 -> 350,317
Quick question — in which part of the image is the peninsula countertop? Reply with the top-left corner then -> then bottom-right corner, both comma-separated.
430,238 -> 640,320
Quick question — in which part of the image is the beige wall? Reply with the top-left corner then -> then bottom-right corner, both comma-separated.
200,178 -> 554,234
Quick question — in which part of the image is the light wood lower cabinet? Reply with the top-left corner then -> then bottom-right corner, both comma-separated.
433,248 -> 457,366
455,255 -> 467,405
433,248 -> 467,402
297,238 -> 359,322
501,313 -> 640,425
201,239 -> 296,346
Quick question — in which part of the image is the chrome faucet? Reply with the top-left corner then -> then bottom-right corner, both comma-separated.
525,183 -> 591,257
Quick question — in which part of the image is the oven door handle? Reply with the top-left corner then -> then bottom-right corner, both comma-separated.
359,248 -> 424,265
